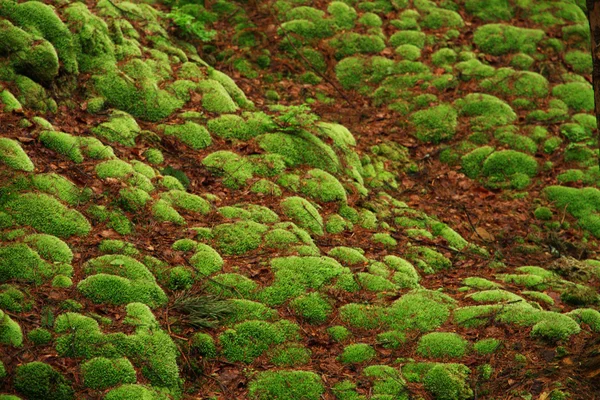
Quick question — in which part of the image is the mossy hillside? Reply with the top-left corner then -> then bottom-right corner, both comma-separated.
1,0 -> 599,397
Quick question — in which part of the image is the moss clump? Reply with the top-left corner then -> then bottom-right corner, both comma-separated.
91,111 -> 140,147
203,150 -> 254,189
481,69 -> 549,98
340,343 -> 376,364
190,332 -> 217,358
207,112 -> 273,141
390,30 -> 426,48
248,370 -> 324,400
328,33 -> 385,59
161,190 -> 210,214
454,93 -> 517,130
465,0 -> 514,21
417,332 -> 468,359
260,256 -> 346,305
565,50 -> 592,74
423,363 -> 473,400
197,79 -> 239,113
257,130 -> 340,174
104,385 -> 170,400
219,320 -> 299,363
481,149 -> 537,187
534,206 -> 553,220
14,362 -> 73,400
2,193 -> 91,238
81,357 -> 136,390
0,309 -> 22,347
78,255 -> 167,308
473,338 -> 501,354
212,221 -> 268,255
280,196 -> 323,235
298,169 -> 347,203
328,246 -> 367,265
473,24 -> 545,55
27,328 -> 52,346
23,233 -> 73,264
290,292 -> 332,324
144,148 -> 164,165
163,121 -> 212,150
386,290 -> 456,332
410,104 -> 457,143
552,82 -> 594,112
269,344 -> 311,366
94,70 -> 183,122
328,325 -> 352,342
544,186 -> 600,237
151,199 -> 184,225
0,138 -> 33,171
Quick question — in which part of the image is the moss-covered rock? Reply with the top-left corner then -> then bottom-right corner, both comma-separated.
0,138 -> 33,171
14,362 -> 73,400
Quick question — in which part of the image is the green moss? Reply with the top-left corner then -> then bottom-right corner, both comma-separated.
386,289 -> 455,331
0,285 -> 31,312
197,79 -> 239,113
81,357 -> 136,390
280,196 -> 323,235
385,255 -> 420,288
359,12 -> 382,27
92,111 -> 140,146
374,331 -> 406,350
417,332 -> 468,359
473,24 -> 545,55
144,148 -> 164,165
455,93 -> 516,130
552,82 -> 594,112
298,169 -> 347,202
269,344 -> 311,366
473,338 -> 501,354
203,150 -> 254,188
190,333 -> 217,357
23,234 -> 73,264
0,138 -> 33,171
465,0 -> 513,21
328,33 -> 385,59
27,327 -> 52,346
372,233 -> 397,248
544,186 -> 600,237
248,370 -> 324,400
340,343 -> 376,363
565,50 -> 592,74
567,308 -> 600,332
0,309 -> 22,346
410,104 -> 457,143
52,275 -> 72,288
260,256 -> 346,305
104,385 -> 170,400
163,121 -> 212,149
14,362 -> 73,400
510,53 -> 535,70
423,363 -> 473,400
152,199 -> 184,225
161,190 -> 210,214
389,30 -> 426,48
219,320 -> 299,363
328,325 -> 352,342
406,245 -> 452,273
431,48 -> 457,66
422,8 -> 464,29
290,292 -> 332,324
78,255 -> 167,308
530,313 -> 581,341
207,112 -> 273,141
205,273 -> 258,298
212,221 -> 268,255
257,130 -> 340,173
2,193 -> 90,238
0,88 -> 22,112
481,69 -> 549,98
94,70 -> 183,122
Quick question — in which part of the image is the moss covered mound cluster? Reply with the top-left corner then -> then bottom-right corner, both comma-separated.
0,0 -> 599,398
